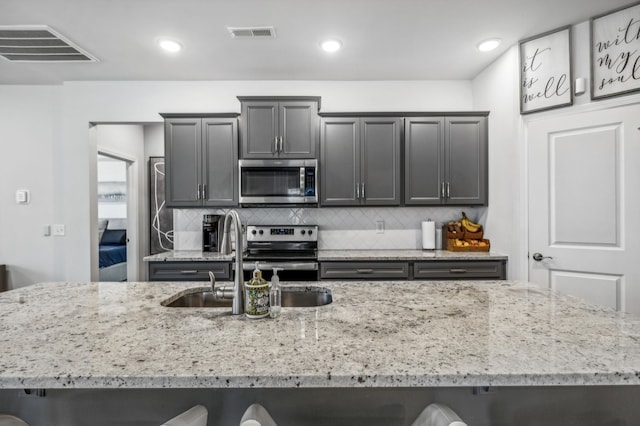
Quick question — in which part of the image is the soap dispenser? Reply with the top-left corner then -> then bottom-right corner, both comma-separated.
269,268 -> 281,318
245,262 -> 269,319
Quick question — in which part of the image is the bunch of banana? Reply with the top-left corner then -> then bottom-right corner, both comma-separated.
460,212 -> 482,233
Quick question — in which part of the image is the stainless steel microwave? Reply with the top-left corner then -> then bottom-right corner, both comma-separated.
239,159 -> 318,205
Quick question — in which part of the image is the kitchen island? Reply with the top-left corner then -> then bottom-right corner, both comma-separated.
0,279 -> 638,389
2,279 -> 640,425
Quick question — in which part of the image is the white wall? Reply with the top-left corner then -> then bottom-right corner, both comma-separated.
0,86 -> 61,289
471,46 -> 524,279
0,80 -> 473,285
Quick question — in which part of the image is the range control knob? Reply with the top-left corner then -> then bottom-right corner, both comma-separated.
258,229 -> 264,235
301,230 -> 306,235
308,229 -> 313,235
251,229 -> 257,235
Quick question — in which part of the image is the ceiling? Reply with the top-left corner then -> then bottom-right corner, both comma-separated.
1,0 -> 636,85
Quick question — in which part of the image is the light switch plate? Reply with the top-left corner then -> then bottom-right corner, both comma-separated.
52,224 -> 65,236
15,189 -> 30,204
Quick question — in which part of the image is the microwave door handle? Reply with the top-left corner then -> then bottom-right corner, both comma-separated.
300,167 -> 305,195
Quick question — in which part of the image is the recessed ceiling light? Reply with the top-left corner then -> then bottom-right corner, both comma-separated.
321,39 -> 342,53
477,38 -> 501,52
158,39 -> 182,53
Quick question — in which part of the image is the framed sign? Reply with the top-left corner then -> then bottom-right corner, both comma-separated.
519,26 -> 573,114
591,2 -> 640,100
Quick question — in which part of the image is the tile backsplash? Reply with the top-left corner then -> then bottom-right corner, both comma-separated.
173,207 -> 485,251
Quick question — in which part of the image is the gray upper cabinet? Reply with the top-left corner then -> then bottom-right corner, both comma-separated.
321,117 -> 401,206
163,114 -> 238,208
320,117 -> 360,205
405,115 -> 488,206
239,97 -> 319,159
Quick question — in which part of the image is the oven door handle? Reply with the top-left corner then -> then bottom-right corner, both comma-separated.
241,262 -> 318,271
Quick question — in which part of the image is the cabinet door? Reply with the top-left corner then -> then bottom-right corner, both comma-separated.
148,261 -> 231,281
164,118 -> 202,207
413,260 -> 505,280
404,117 -> 444,205
320,117 -> 360,206
241,101 -> 278,158
320,262 -> 409,279
279,101 -> 318,158
202,118 -> 238,207
361,117 -> 401,205
444,116 -> 488,205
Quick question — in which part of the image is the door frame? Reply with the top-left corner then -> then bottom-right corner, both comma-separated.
89,123 -> 146,282
94,149 -> 139,282
522,93 -> 640,282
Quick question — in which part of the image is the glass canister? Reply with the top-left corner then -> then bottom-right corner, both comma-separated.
245,264 -> 269,319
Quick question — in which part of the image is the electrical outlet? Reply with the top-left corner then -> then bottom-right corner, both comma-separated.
376,220 -> 385,234
52,224 -> 65,236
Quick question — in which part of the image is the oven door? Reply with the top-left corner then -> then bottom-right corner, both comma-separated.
239,159 -> 318,204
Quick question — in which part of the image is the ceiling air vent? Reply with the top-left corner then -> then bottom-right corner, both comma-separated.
227,26 -> 276,38
0,25 -> 98,62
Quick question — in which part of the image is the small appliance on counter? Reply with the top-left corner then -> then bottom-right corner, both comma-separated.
202,214 -> 224,252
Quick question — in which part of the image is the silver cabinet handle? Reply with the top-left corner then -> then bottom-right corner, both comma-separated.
532,253 -> 553,261
180,270 -> 199,274
196,184 -> 201,200
356,269 -> 375,274
449,268 -> 467,273
279,136 -> 284,153
362,183 -> 365,200
202,184 -> 206,200
446,182 -> 450,198
441,182 -> 445,198
274,137 -> 278,154
356,183 -> 360,199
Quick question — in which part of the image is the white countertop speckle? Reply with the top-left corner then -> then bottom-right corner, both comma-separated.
0,280 -> 638,389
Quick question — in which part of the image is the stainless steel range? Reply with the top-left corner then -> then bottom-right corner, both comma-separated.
242,225 -> 319,281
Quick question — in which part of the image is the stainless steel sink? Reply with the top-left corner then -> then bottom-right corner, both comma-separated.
161,286 -> 332,308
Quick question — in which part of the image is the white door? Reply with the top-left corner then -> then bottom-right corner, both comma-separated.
527,103 -> 640,314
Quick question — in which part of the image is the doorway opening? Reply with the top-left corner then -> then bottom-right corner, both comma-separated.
97,153 -> 130,281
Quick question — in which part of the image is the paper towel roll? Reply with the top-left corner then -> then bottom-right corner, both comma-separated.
422,220 -> 435,250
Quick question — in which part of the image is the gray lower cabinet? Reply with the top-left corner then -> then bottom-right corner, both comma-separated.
320,259 -> 506,280
163,114 -> 239,207
239,97 -> 319,159
413,260 -> 506,280
148,261 -> 231,282
405,115 -> 488,205
320,262 -> 410,280
321,117 -> 401,206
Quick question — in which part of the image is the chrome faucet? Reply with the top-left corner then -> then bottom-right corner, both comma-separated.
214,210 -> 245,315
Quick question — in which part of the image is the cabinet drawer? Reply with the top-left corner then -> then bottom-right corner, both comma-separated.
148,262 -> 231,281
320,262 -> 409,280
413,260 -> 506,280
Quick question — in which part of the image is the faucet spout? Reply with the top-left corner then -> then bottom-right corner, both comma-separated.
220,210 -> 244,315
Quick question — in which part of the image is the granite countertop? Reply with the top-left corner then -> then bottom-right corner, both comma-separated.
144,251 -> 234,262
1,280 -> 639,389
317,249 -> 507,261
145,250 -> 507,262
